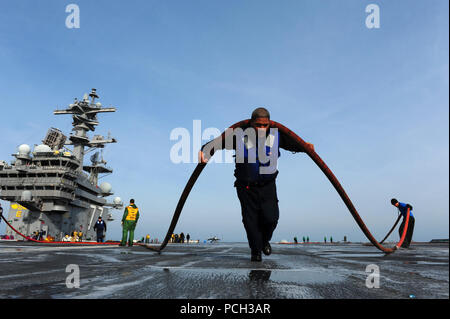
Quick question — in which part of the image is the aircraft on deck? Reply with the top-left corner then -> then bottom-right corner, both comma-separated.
207,236 -> 220,243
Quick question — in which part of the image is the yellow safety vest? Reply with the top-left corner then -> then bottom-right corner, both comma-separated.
126,206 -> 139,221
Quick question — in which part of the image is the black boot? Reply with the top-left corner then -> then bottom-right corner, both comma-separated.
263,242 -> 272,256
251,252 -> 262,262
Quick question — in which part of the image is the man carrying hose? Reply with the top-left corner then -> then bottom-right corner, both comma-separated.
120,199 -> 140,247
391,198 -> 415,248
199,108 -> 314,261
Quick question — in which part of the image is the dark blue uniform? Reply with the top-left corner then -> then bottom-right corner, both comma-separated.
93,219 -> 107,242
203,126 -> 305,255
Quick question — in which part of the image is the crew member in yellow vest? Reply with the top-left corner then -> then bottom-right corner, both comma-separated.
120,199 -> 140,246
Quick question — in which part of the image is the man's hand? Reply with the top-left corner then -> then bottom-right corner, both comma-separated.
198,150 -> 208,164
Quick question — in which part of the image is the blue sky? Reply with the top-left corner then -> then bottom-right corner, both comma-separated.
0,0 -> 448,243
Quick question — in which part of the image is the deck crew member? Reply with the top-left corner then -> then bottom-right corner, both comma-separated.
199,107 -> 314,261
391,198 -> 415,248
120,199 -> 140,247
93,216 -> 107,242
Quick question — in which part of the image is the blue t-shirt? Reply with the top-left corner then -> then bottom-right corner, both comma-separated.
398,202 -> 414,218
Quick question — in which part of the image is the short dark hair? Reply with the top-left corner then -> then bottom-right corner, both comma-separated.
130,199 -> 135,204
391,198 -> 398,205
251,107 -> 270,121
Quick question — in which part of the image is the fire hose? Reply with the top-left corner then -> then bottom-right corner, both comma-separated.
0,214 -> 122,246
379,213 -> 402,244
146,119 -> 410,254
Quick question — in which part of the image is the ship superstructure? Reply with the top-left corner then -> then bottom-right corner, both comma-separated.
0,89 -> 122,241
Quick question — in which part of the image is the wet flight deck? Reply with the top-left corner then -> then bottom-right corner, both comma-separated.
0,241 -> 448,299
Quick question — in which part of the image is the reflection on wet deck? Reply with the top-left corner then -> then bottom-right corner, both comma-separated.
0,241 -> 448,299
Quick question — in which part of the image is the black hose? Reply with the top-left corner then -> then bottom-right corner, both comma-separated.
379,213 -> 402,244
